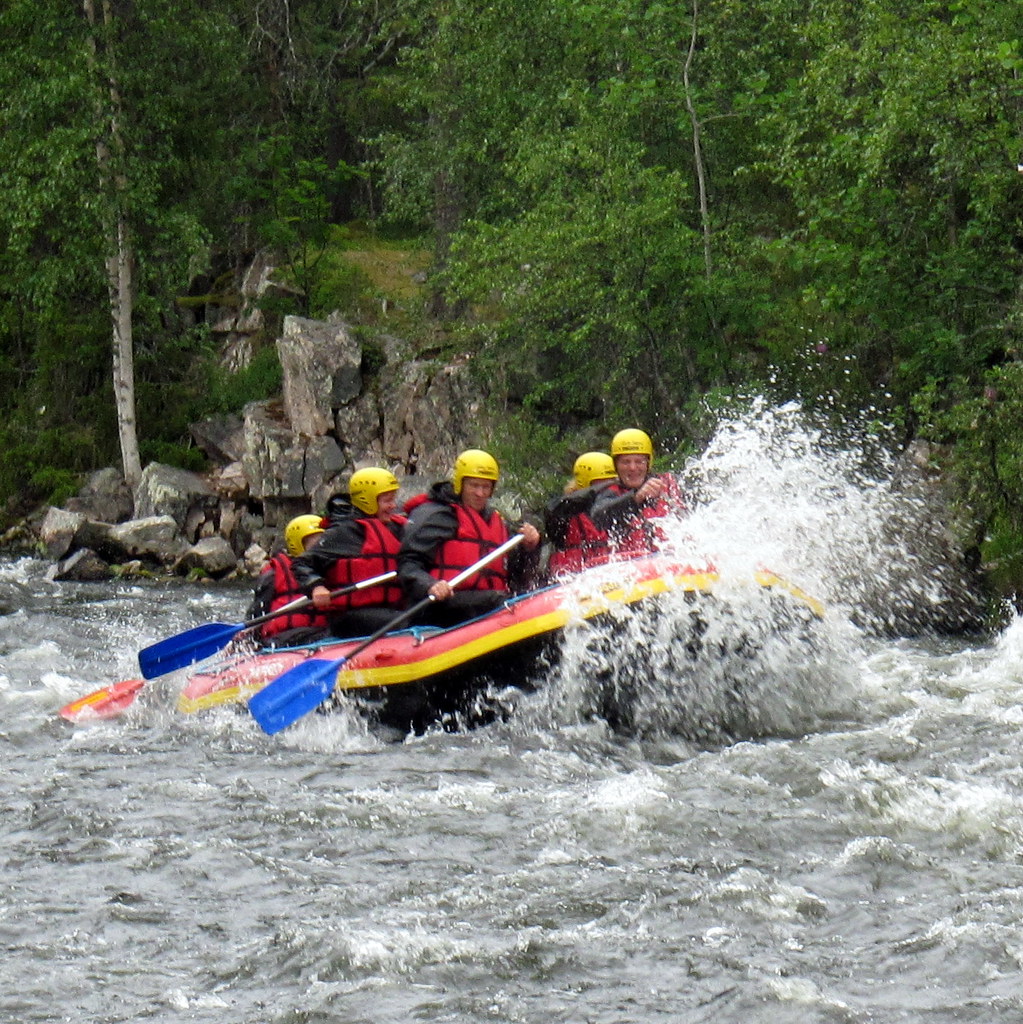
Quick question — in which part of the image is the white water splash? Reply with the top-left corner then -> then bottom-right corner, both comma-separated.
532,401 -> 984,744
679,399 -> 984,636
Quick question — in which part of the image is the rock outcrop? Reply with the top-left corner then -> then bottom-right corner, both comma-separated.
23,312 -> 488,580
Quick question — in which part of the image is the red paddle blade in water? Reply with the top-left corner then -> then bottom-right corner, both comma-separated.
59,677 -> 145,723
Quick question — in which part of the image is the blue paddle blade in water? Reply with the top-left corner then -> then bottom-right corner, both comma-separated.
248,658 -> 345,735
138,622 -> 245,679
246,537 -> 523,735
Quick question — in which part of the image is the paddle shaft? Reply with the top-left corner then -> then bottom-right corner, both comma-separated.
248,532 -> 526,734
245,570 -> 399,630
138,571 -> 400,678
75,572 -> 403,719
339,534 -> 526,666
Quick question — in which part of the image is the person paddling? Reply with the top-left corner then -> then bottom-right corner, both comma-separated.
249,514 -> 329,645
292,468 -> 408,638
590,428 -> 688,557
399,449 -> 541,626
544,451 -> 618,577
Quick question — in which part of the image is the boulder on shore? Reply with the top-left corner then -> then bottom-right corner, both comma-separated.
20,307 -> 492,582
46,548 -> 113,583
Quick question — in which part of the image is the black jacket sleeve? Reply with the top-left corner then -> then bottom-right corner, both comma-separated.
589,485 -> 641,535
544,489 -> 593,548
544,482 -> 616,547
248,567 -> 275,620
506,530 -> 542,592
398,504 -> 458,602
292,521 -> 366,593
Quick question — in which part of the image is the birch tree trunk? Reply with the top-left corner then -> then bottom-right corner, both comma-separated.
82,0 -> 142,491
682,0 -> 712,281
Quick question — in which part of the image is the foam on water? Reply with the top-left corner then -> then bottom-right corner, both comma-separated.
681,399 -> 984,635
530,400 -> 986,745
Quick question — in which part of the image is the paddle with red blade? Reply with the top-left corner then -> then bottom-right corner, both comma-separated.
137,570 -> 398,679
59,572 -> 399,723
58,677 -> 146,723
248,534 -> 525,735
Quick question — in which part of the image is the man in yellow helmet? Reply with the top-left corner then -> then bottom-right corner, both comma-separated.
248,514 -> 329,645
543,452 -> 618,577
590,428 -> 688,557
292,467 -> 408,637
399,448 -> 541,626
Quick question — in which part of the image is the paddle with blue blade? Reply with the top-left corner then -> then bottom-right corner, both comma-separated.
248,534 -> 525,735
138,570 -> 399,679
61,572 -> 400,724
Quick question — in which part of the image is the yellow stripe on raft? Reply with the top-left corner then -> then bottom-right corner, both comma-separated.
176,566 -> 824,713
177,681 -> 265,715
333,570 -> 721,692
753,569 -> 826,619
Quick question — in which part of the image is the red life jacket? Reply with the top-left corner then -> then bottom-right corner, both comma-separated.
322,516 -> 406,609
605,473 -> 687,557
260,553 -> 327,639
548,513 -> 610,576
432,503 -> 510,591
403,492 -> 430,515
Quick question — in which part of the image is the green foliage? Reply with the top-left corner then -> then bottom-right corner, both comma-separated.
0,421 -> 108,522
914,363 -> 1023,594
1,0 -> 1022,611
360,335 -> 388,379
0,0 -> 256,509
29,467 -> 81,509
202,347 -> 284,416
241,138 -> 360,314
307,248 -> 373,320
764,0 -> 1023,406
484,416 -> 582,516
138,441 -> 207,473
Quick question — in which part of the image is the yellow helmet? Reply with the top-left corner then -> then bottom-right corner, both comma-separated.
349,467 -> 399,515
573,452 -> 617,489
453,448 -> 499,495
284,514 -> 325,557
611,428 -> 654,464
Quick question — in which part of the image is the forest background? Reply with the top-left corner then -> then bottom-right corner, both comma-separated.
2,0 -> 1023,595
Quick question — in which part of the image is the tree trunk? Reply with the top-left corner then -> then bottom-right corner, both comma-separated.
82,0 -> 142,491
682,0 -> 712,280
109,216 -> 141,489
429,165 -> 467,320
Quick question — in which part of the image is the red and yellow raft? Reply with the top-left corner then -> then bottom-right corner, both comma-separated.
176,555 -> 824,733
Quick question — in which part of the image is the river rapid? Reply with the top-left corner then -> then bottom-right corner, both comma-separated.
4,406 -> 1023,1024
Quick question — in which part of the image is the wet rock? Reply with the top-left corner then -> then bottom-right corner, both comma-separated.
174,536 -> 238,578
243,543 -> 269,575
278,315 -> 362,435
46,548 -> 113,582
64,467 -> 133,524
211,462 -> 248,500
134,463 -> 218,541
242,400 -> 345,520
74,518 -> 114,554
107,515 -> 188,565
16,311 -> 493,579
209,250 -> 301,370
380,353 -> 482,480
39,507 -> 86,561
190,413 -> 245,465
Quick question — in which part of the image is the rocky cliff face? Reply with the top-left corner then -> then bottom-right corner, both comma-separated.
30,314 -> 487,581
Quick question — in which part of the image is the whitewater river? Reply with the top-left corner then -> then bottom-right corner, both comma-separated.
5,410 -> 1023,1024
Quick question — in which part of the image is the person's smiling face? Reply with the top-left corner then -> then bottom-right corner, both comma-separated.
460,477 -> 495,512
615,454 -> 649,489
375,490 -> 398,522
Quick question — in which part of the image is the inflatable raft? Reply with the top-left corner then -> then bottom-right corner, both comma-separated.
176,555 -> 824,734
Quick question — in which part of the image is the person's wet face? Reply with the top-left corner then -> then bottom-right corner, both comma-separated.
376,490 -> 398,522
461,477 -> 495,512
616,454 -> 650,489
